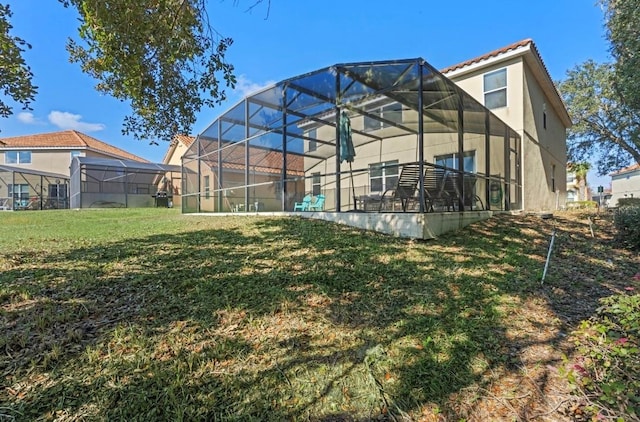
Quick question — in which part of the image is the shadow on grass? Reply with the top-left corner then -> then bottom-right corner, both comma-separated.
1,211 -> 636,420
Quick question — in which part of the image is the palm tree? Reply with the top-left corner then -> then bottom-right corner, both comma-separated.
568,162 -> 591,201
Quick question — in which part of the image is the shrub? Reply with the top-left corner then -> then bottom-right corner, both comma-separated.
614,206 -> 640,250
566,293 -> 640,420
617,197 -> 640,207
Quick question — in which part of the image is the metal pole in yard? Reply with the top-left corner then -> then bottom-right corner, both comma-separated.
541,229 -> 557,285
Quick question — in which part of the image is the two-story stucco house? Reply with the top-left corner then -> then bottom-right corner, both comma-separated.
442,39 -> 572,212
0,130 -> 149,210
179,39 -> 570,221
0,130 -> 148,173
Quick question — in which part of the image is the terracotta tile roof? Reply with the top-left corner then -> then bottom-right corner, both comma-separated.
174,134 -> 194,147
165,135 -> 302,175
0,130 -> 149,162
611,163 -> 640,176
161,134 -> 195,164
201,144 -> 304,176
441,39 -> 535,74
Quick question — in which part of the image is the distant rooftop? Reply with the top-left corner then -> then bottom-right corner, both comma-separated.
0,130 -> 149,163
611,163 -> 640,176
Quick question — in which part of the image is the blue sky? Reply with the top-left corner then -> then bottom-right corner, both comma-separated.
2,0 -> 610,185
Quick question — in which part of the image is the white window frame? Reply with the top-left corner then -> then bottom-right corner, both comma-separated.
364,103 -> 403,131
9,184 -> 29,206
369,160 -> 399,193
483,68 -> 507,109
434,151 -> 476,173
5,150 -> 32,164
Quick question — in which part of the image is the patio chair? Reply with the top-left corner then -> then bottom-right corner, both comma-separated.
378,163 -> 421,212
462,174 -> 485,210
424,168 -> 457,212
0,197 -> 11,210
308,194 -> 325,211
293,195 -> 312,211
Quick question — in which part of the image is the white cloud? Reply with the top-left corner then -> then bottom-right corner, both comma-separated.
48,111 -> 106,132
17,112 -> 41,125
235,75 -> 276,97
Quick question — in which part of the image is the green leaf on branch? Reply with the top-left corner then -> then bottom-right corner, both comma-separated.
60,0 -> 237,144
0,3 -> 37,121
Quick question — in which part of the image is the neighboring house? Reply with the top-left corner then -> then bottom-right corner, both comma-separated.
162,134 -> 194,167
186,140 -> 305,213
162,134 -> 195,207
442,39 -> 572,212
610,163 -> 640,206
0,130 -> 148,174
565,166 -> 592,203
0,130 -> 149,210
168,134 -> 305,212
566,168 -> 579,202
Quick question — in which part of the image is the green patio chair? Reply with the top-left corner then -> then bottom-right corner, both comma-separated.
308,194 -> 325,211
293,195 -> 312,211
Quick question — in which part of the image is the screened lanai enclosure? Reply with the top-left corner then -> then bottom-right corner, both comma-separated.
70,157 -> 181,209
0,165 -> 69,211
182,58 -> 521,214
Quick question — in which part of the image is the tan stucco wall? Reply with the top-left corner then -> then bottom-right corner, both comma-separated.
446,56 -> 568,212
522,63 -> 567,211
451,58 -> 525,133
0,148 -> 144,178
163,142 -> 190,207
166,143 -> 188,166
196,163 -> 303,213
1,149 -> 84,176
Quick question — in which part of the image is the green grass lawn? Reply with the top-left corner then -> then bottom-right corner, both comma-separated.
0,208 -> 637,421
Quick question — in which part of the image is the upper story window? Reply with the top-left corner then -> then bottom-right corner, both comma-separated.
483,68 -> 507,109
5,151 -> 31,164
364,103 -> 403,131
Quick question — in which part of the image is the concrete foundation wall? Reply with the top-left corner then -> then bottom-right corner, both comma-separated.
189,211 -> 493,240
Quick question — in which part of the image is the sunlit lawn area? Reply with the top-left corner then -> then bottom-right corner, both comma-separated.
1,208 -> 637,421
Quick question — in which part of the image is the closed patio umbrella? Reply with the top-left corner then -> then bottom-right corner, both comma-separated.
339,111 -> 357,209
339,111 -> 355,164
